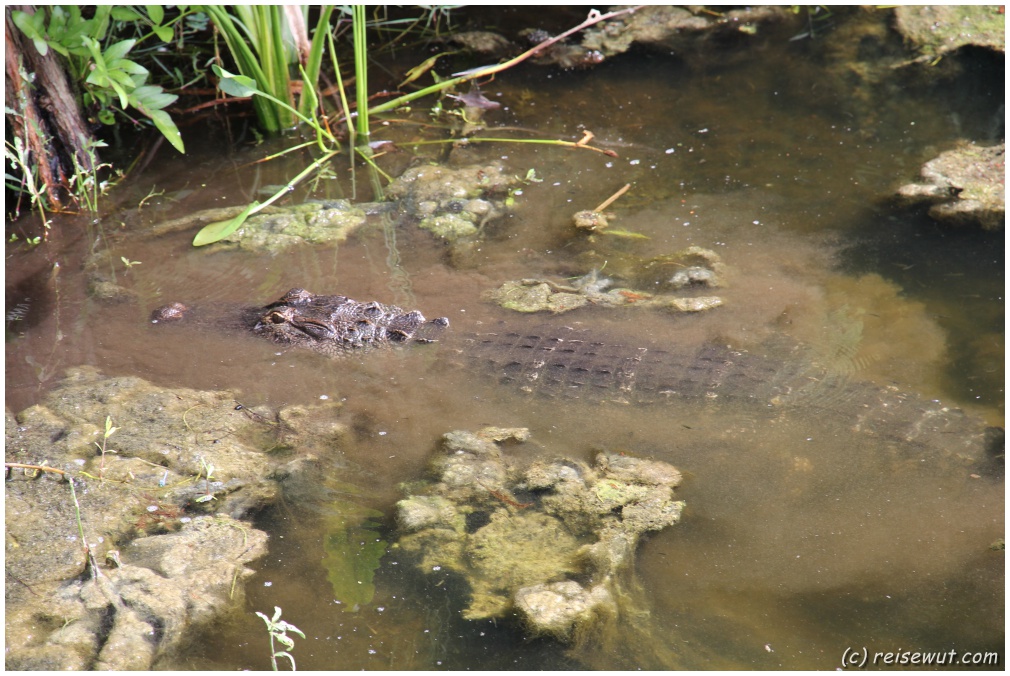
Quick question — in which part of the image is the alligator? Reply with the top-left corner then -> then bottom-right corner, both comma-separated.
151,288 -> 1003,466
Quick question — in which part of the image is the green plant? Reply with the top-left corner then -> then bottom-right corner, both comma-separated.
11,6 -> 186,152
4,121 -> 52,227
69,139 -> 118,212
195,456 -> 217,503
67,476 -> 94,568
192,64 -> 344,245
255,606 -> 305,671
193,7 -> 635,246
352,5 -> 370,147
202,5 -> 334,135
94,415 -> 118,480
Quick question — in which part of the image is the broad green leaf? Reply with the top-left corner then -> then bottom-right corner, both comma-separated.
80,36 -> 104,64
213,65 -> 261,98
193,202 -> 260,246
103,39 -> 137,63
108,69 -> 140,91
153,25 -> 174,43
145,109 -> 185,154
109,57 -> 148,77
128,84 -> 184,152
111,7 -> 142,22
91,6 -> 112,41
146,5 -> 165,25
108,80 -> 130,109
11,10 -> 44,42
131,85 -> 178,111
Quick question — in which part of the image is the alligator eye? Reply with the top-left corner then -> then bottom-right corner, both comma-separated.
361,303 -> 384,318
268,311 -> 288,324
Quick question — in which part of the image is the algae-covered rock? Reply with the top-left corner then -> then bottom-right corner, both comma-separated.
386,163 -> 519,242
578,6 -> 790,60
223,200 -> 369,252
893,5 -> 1005,60
4,515 -> 266,671
418,212 -> 479,239
514,581 -> 616,640
3,367 -> 301,670
485,266 -> 724,315
394,428 -> 684,641
895,141 -> 1005,230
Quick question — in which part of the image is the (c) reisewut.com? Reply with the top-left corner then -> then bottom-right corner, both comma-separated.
841,647 -> 1001,669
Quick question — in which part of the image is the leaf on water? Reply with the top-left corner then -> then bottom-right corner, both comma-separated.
192,202 -> 260,246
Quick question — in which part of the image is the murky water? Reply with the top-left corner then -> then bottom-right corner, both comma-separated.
5,11 -> 1004,670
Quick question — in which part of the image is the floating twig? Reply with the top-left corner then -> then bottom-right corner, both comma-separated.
4,462 -> 67,476
593,183 -> 632,213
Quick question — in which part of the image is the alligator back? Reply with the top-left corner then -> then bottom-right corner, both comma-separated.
457,324 -> 998,463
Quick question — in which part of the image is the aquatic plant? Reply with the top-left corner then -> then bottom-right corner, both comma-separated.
95,415 -> 118,481
322,501 -> 387,612
255,606 -> 305,671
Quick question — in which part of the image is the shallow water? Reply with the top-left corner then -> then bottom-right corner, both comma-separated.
5,11 -> 1004,671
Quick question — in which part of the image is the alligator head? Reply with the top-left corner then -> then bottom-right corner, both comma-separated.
151,288 -> 449,355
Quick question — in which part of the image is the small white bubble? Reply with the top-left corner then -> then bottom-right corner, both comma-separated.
319,394 -> 329,400
264,581 -> 273,587
432,565 -> 441,571
665,148 -> 675,154
629,159 -> 640,165
379,431 -> 387,436
147,505 -> 158,512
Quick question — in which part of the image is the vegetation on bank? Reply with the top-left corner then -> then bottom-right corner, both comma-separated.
5,5 -> 628,245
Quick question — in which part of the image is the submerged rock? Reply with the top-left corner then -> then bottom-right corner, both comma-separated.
893,5 -> 1005,60
485,260 -> 724,314
223,200 -> 370,252
514,581 -> 616,640
385,162 -> 519,241
3,367 -> 315,669
895,141 -> 1005,230
394,427 -> 684,642
578,6 -> 790,61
